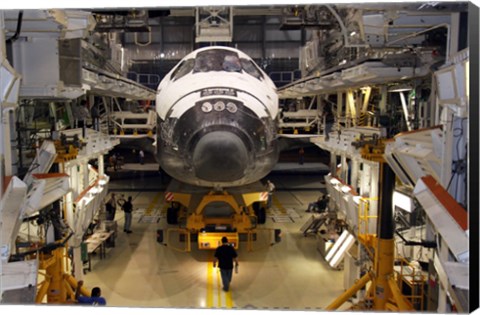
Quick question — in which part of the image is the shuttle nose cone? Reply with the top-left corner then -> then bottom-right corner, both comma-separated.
192,131 -> 249,182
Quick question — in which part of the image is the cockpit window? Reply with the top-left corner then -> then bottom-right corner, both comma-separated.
223,55 -> 242,72
240,58 -> 263,80
191,49 -> 264,81
171,59 -> 195,81
194,49 -> 242,73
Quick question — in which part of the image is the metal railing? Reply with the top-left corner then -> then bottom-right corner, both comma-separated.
357,197 -> 378,258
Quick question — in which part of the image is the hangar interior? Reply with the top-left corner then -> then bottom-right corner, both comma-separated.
0,2 -> 476,313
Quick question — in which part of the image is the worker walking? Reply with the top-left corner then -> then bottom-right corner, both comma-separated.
298,147 -> 305,165
75,99 -> 91,128
122,196 -> 133,233
265,180 -> 275,209
213,236 -> 239,292
91,103 -> 100,131
109,154 -> 117,171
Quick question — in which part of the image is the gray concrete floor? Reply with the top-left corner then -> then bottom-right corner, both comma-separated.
81,163 -> 349,311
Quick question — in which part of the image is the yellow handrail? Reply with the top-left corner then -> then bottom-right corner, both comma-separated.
357,197 -> 378,257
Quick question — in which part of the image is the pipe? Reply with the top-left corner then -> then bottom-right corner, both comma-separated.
325,5 -> 370,48
399,92 -> 412,131
395,230 -> 437,248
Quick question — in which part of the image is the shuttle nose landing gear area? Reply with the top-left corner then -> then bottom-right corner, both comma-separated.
157,179 -> 281,252
192,131 -> 249,182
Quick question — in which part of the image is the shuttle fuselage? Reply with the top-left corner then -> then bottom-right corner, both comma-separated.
155,46 -> 279,187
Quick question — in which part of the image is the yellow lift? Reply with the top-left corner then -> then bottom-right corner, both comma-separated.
35,246 -> 89,304
159,179 -> 281,251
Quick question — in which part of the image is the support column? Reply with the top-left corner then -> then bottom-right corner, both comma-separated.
98,155 -> 104,177
379,86 -> 387,115
330,152 -> 337,177
1,109 -> 5,197
83,162 -> 89,191
350,159 -> 359,192
46,249 -> 67,303
2,108 -> 14,176
369,162 -> 379,233
337,91 -> 343,129
0,10 -> 4,196
373,163 -> 396,310
341,155 -> 347,182
317,95 -> 323,135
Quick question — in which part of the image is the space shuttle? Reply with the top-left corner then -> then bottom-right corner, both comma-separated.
155,46 -> 280,187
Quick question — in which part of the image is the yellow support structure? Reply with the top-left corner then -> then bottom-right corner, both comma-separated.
325,271 -> 373,311
242,192 -> 267,208
357,197 -> 377,257
372,238 -> 395,310
35,245 -> 92,304
163,180 -> 277,251
35,274 -> 51,303
388,277 -> 414,311
198,231 -> 239,249
326,140 -> 427,312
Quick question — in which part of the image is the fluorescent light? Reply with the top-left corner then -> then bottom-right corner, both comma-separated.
388,84 -> 413,92
325,230 -> 349,262
330,234 -> 355,268
341,185 -> 351,193
329,177 -> 341,185
392,191 -> 412,213
353,196 -> 361,204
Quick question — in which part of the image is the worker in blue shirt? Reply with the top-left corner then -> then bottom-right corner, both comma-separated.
75,280 -> 106,306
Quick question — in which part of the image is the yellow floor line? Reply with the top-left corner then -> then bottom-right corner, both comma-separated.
216,268 -> 221,307
206,262 -> 213,308
144,191 -> 163,215
273,195 -> 287,214
160,203 -> 168,215
160,203 -> 168,216
225,287 -> 233,308
207,263 -> 234,308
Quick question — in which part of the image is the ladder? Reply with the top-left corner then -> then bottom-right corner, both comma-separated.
300,214 -> 327,236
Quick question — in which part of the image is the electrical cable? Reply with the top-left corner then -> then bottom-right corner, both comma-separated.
6,11 -> 23,43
